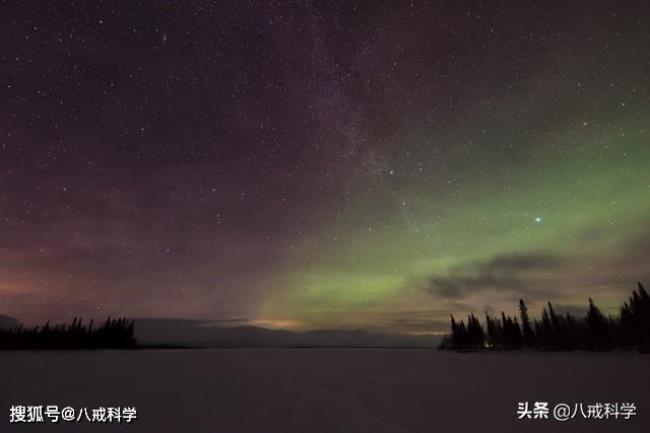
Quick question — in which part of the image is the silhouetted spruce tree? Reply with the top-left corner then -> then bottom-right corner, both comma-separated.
440,283 -> 650,352
548,302 -> 575,350
538,307 -> 554,348
519,300 -> 535,348
466,313 -> 485,348
500,313 -> 523,349
0,317 -> 136,350
449,315 -> 465,348
457,319 -> 468,348
619,282 -> 650,350
494,314 -> 505,347
564,312 -> 579,350
637,282 -> 650,351
485,312 -> 498,348
620,301 -> 634,346
512,317 -> 523,348
586,298 -> 610,349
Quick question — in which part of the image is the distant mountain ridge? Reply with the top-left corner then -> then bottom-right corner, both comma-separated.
134,318 -> 439,348
0,315 -> 20,329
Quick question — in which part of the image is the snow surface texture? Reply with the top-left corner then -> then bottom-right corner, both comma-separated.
0,349 -> 647,432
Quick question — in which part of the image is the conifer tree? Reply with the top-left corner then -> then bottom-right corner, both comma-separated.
519,299 -> 535,348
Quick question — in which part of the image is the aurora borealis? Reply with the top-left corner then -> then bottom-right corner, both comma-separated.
1,1 -> 649,333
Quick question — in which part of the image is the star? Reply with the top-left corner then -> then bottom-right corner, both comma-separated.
2,0 -> 649,334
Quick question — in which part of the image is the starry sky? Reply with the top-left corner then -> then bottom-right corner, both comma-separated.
1,1 -> 649,333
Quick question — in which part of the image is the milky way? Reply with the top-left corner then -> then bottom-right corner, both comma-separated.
1,1 -> 649,332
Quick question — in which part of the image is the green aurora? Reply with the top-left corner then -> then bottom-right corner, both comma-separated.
3,1 -> 650,333
260,112 -> 650,333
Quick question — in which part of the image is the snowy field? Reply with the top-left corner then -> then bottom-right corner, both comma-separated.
0,349 -> 648,432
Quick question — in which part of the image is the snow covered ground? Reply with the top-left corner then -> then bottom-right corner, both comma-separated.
0,349 -> 647,432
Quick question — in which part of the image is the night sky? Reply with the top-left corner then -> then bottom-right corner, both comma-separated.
1,1 -> 649,333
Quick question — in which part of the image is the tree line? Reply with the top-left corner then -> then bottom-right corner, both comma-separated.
0,317 -> 136,350
439,282 -> 650,352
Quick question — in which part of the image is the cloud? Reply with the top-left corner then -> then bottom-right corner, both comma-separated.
423,251 -> 567,299
481,252 -> 565,273
551,304 -> 587,318
427,275 -> 523,298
